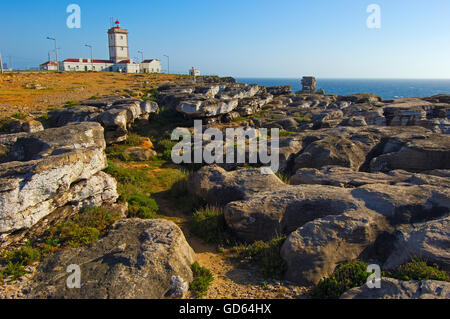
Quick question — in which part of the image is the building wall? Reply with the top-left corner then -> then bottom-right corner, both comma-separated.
108,29 -> 129,63
141,61 -> 161,73
40,64 -> 58,71
62,61 -> 114,72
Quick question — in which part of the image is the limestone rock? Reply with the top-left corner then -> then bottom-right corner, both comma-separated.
340,278 -> 450,299
281,209 -> 391,285
29,219 -> 197,299
383,216 -> 450,271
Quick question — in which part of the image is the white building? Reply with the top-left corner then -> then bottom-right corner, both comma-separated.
189,67 -> 200,76
141,59 -> 161,73
40,61 -> 58,71
55,20 -> 158,74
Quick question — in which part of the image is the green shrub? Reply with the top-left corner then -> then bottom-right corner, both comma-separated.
125,133 -> 143,146
11,112 -> 27,120
64,100 -> 80,108
156,139 -> 177,161
126,193 -> 159,219
36,114 -> 51,123
275,172 -> 291,184
190,262 -> 214,298
45,206 -> 121,248
4,245 -> 41,266
310,261 -> 370,299
0,245 -> 42,282
1,262 -> 27,281
189,206 -> 233,245
231,236 -> 287,279
388,258 -> 450,282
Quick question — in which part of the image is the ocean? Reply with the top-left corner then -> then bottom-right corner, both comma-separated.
236,78 -> 450,101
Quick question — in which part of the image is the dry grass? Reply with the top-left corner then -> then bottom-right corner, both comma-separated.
0,71 -> 186,118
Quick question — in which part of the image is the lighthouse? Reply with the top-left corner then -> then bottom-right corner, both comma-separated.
108,20 -> 129,63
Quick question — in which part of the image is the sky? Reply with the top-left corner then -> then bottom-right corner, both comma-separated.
1,0 -> 450,78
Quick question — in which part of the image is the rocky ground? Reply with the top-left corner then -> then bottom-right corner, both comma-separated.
0,73 -> 449,299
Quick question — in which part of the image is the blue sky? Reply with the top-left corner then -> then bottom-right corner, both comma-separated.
2,0 -> 449,78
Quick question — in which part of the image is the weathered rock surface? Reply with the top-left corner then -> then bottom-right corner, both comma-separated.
0,122 -> 118,240
29,219 -> 197,299
47,97 -> 159,144
281,208 -> 391,285
383,216 -> 450,271
340,278 -> 450,299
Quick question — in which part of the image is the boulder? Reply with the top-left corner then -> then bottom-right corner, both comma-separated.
294,135 -> 368,171
291,166 -> 412,187
224,185 -> 362,242
383,216 -> 450,271
0,123 -> 118,238
369,133 -> 450,172
48,106 -> 101,127
29,219 -> 197,299
340,278 -> 450,299
188,165 -> 284,206
281,208 -> 391,285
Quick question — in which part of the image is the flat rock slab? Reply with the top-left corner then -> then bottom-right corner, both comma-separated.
340,278 -> 450,299
29,219 -> 197,299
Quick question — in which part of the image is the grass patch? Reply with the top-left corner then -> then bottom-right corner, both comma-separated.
11,112 -> 27,120
36,114 -> 51,123
279,131 -> 295,137
64,100 -> 80,108
190,262 -> 214,298
45,206 -> 122,248
126,193 -> 159,219
0,244 -> 42,282
310,261 -> 371,299
189,206 -> 233,246
275,171 -> 291,184
388,258 -> 450,282
230,236 -> 287,279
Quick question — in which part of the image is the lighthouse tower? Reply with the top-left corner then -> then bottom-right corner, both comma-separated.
108,20 -> 129,63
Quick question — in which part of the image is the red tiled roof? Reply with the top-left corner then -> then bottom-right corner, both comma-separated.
63,58 -> 113,63
40,61 -> 58,66
141,59 -> 160,63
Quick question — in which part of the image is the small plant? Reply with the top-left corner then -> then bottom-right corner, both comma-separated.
190,262 -> 214,298
231,236 -> 287,279
11,112 -> 27,120
0,244 -> 42,282
64,100 -> 80,108
45,206 -> 121,248
36,114 -> 51,123
310,261 -> 371,299
189,206 -> 233,245
275,171 -> 291,184
89,95 -> 99,100
388,258 -> 450,282
155,139 -> 178,161
126,193 -> 159,219
279,131 -> 295,137
125,133 -> 143,147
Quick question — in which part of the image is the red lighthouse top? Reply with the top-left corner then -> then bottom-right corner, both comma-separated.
114,20 -> 120,28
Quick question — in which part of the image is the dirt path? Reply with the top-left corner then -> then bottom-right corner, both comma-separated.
156,195 -> 308,299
